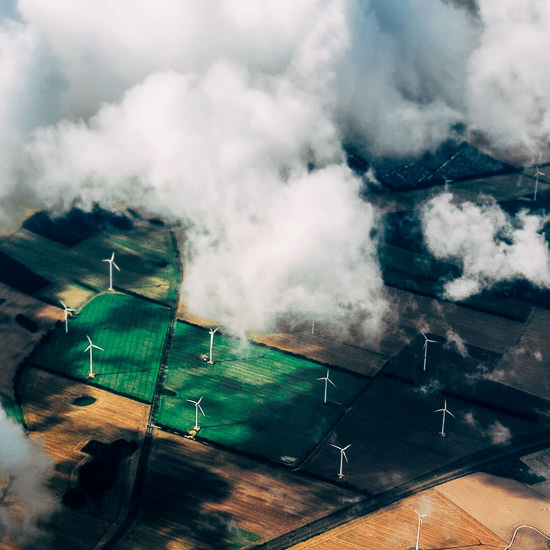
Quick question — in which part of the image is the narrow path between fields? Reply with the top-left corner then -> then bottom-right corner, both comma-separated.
97,230 -> 183,550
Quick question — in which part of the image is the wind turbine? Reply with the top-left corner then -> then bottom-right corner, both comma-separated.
330,443 -> 351,479
443,176 -> 453,192
434,399 -> 455,437
101,251 -> 120,291
84,335 -> 103,379
421,332 -> 437,372
60,301 -> 75,334
316,369 -> 336,404
207,327 -> 219,364
534,166 -> 545,201
414,510 -> 428,550
187,396 -> 205,430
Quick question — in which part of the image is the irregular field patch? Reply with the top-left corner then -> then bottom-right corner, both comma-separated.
31,293 -> 170,402
0,218 -> 178,305
155,322 -> 367,465
118,430 -> 359,550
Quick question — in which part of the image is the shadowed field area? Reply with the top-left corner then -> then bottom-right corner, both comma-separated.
18,368 -> 149,550
117,430 -> 360,550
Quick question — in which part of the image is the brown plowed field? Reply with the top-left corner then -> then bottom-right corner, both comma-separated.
290,487 -> 505,549
18,368 -> 149,549
117,429 -> 361,550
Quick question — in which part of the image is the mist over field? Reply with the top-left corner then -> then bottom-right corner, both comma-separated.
1,0 -> 549,333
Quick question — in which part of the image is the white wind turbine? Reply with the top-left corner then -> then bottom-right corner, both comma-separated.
187,396 -> 205,430
102,251 -> 120,291
60,301 -> 75,334
316,369 -> 336,404
421,332 -> 437,372
207,327 -> 219,364
84,335 -> 104,379
443,176 -> 453,192
534,166 -> 545,201
330,443 -> 351,479
414,510 -> 428,550
434,399 -> 455,437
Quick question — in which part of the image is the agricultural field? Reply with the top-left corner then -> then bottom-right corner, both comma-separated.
290,487 -> 505,549
117,429 -> 360,550
18,368 -> 149,550
0,214 -> 178,308
155,322 -> 368,466
369,171 -> 539,214
383,332 -> 550,420
248,331 -> 392,378
302,375 -> 545,494
492,308 -> 550,402
31,292 -> 170,402
388,286 -> 526,355
438,472 -> 550,549
0,282 -> 62,408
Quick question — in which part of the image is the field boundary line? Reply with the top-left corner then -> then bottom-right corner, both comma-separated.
97,229 -> 183,550
252,427 -> 550,549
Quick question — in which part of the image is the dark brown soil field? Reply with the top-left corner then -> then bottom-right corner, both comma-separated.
0,283 -> 61,398
493,308 -> 550,402
117,429 -> 360,550
18,368 -> 149,550
302,375 -> 545,494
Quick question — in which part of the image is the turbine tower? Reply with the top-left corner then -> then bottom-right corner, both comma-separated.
442,176 -> 453,192
84,335 -> 104,379
316,369 -> 336,404
330,443 -> 350,479
534,166 -> 545,201
207,327 -> 219,364
414,510 -> 428,550
434,399 -> 455,437
187,396 -> 205,430
102,251 -> 120,291
421,332 -> 437,372
60,301 -> 75,334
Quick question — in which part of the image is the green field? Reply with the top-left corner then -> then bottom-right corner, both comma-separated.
0,392 -> 25,425
0,219 -> 178,306
155,322 -> 367,465
31,293 -> 171,402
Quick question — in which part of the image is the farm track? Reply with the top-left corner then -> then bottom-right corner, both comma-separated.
97,230 -> 183,550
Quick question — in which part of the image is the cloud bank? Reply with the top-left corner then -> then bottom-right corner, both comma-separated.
0,408 -> 57,546
0,0 -> 549,331
421,193 -> 550,300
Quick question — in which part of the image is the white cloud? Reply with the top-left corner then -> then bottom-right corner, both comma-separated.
421,193 -> 550,300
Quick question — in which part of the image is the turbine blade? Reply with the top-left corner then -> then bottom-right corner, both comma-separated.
434,408 -> 444,413
427,339 -> 437,343
86,335 -> 92,345
197,396 -> 203,404
447,410 -> 456,418
343,444 -> 351,451
110,251 -> 115,261
113,262 -> 120,271
198,404 -> 205,416
328,378 -> 337,388
93,345 -> 104,351
186,399 -> 196,404
84,345 -> 91,352
316,377 -> 324,381
60,300 -> 66,309
102,259 -> 110,262
342,451 -> 348,463
329,444 -> 341,450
